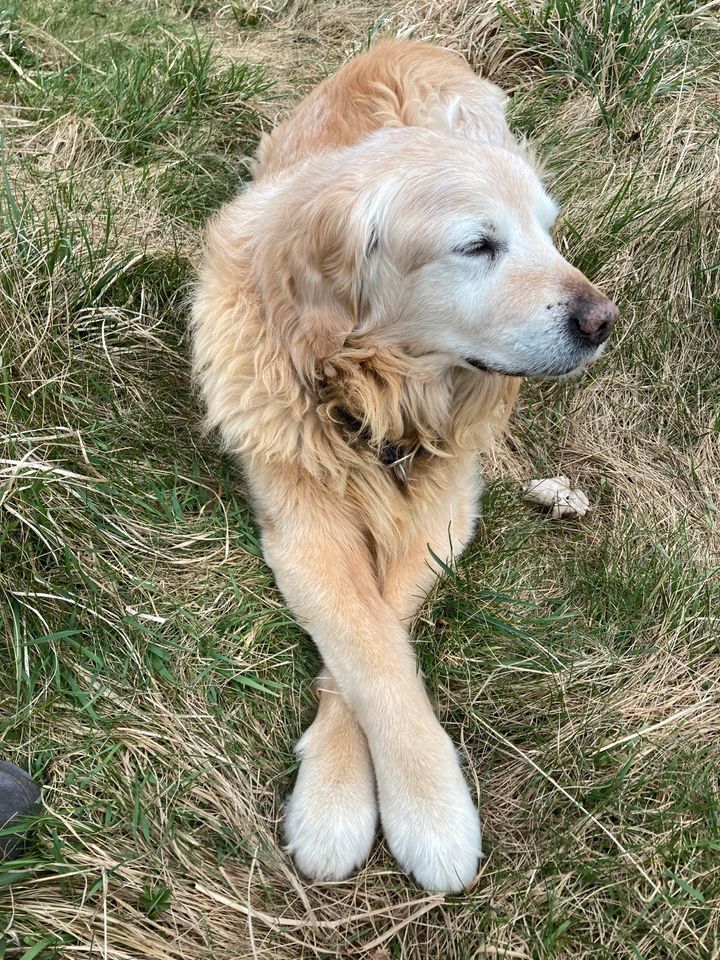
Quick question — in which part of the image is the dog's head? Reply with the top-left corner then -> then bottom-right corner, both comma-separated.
260,127 -> 617,380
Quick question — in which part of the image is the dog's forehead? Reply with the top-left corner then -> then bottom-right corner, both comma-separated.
392,159 -> 554,238
383,139 -> 552,224
457,151 -> 550,216
357,129 -> 553,223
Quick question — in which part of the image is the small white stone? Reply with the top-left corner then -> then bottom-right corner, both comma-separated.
523,476 -> 590,519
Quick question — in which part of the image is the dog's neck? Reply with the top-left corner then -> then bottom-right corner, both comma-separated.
314,343 -> 518,489
335,406 -> 429,488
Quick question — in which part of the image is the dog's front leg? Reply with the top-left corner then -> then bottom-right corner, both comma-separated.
284,516 -> 475,883
284,667 -> 378,881
262,504 -> 481,893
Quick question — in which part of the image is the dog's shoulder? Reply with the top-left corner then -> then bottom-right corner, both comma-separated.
256,39 -> 521,180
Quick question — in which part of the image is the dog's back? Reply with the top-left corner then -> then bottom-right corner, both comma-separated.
255,40 -> 517,179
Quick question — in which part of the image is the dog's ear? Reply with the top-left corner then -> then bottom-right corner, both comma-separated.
287,262 -> 357,363
274,186 -> 375,374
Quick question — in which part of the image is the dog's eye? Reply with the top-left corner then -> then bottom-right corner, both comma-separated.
457,238 -> 501,258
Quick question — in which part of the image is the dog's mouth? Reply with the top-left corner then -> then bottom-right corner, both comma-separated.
465,346 -> 605,380
465,357 -> 525,378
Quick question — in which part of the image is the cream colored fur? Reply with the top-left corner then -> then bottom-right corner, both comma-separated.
191,40 -> 615,892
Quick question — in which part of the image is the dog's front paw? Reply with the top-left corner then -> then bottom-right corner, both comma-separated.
284,729 -> 378,882
379,746 -> 482,893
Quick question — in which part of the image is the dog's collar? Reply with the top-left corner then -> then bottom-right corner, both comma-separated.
336,408 -> 424,489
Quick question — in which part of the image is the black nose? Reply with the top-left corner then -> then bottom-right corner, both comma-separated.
568,295 -> 618,347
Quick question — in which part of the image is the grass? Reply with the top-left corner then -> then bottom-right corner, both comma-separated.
1,0 -> 718,957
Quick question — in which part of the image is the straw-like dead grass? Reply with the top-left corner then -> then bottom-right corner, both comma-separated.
2,1 -> 719,957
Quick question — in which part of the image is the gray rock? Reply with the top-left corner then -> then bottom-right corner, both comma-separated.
0,761 -> 42,861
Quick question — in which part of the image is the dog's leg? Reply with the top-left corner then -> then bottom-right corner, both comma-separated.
283,525 -> 460,883
284,667 -> 378,881
264,503 -> 481,893
382,537 -> 458,623
383,485 -> 476,621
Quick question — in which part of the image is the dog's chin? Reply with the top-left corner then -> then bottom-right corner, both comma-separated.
465,343 -> 607,380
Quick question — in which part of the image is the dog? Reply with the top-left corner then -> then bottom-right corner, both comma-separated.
191,39 -> 617,892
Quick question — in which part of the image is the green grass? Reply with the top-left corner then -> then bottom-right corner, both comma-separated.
1,0 -> 719,957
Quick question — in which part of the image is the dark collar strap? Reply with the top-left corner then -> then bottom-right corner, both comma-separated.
336,407 -> 422,488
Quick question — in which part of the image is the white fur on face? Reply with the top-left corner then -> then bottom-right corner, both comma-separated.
352,131 -> 608,377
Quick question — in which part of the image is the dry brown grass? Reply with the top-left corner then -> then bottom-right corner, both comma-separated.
2,1 -> 719,958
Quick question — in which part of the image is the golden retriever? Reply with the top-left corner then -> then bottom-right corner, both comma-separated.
191,40 -> 617,893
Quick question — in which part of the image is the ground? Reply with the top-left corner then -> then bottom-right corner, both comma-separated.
1,1 -> 719,957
